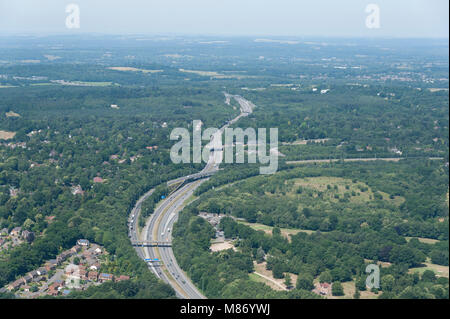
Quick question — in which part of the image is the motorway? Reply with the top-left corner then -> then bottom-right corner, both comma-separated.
129,93 -> 255,299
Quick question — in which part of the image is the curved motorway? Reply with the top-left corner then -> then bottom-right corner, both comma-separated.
129,93 -> 254,299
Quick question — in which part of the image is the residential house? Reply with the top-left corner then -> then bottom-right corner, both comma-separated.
10,227 -> 22,237
71,185 -> 84,196
88,271 -> 98,281
319,283 -> 330,295
71,245 -> 82,253
45,216 -> 56,224
47,287 -> 59,296
23,274 -> 33,284
57,249 -> 75,263
89,263 -> 100,271
45,259 -> 58,271
8,279 -> 23,291
93,177 -> 104,183
79,270 -> 87,280
37,267 -> 47,276
115,275 -> 130,282
98,273 -> 114,283
77,239 -> 90,247
32,276 -> 44,283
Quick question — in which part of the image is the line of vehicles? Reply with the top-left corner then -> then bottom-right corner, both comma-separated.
129,93 -> 255,298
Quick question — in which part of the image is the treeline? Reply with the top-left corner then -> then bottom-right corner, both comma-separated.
139,185 -> 169,228
195,161 -> 449,240
0,81 -> 237,297
218,217 -> 448,299
172,205 -> 320,299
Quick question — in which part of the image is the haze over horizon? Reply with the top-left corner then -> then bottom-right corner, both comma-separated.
0,0 -> 448,38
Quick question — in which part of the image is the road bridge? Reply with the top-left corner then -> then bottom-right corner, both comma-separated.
131,241 -> 172,247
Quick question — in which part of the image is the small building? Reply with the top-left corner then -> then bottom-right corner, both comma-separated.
10,227 -> 22,237
37,267 -> 48,276
23,274 -> 33,283
71,245 -> 82,253
77,239 -> 90,247
47,287 -> 59,296
93,177 -> 104,183
71,185 -> 84,196
89,264 -> 99,271
8,279 -> 23,291
45,216 -> 56,223
45,259 -> 58,271
79,270 -> 87,280
57,249 -> 75,263
115,275 -> 130,282
319,282 -> 330,295
98,273 -> 114,282
0,228 -> 8,236
88,271 -> 98,281
32,276 -> 44,283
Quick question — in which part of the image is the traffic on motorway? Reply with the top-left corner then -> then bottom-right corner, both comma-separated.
128,93 -> 255,299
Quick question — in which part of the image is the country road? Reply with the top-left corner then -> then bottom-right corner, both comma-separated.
129,93 -> 255,299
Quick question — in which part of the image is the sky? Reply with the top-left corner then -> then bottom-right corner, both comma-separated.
0,0 -> 448,38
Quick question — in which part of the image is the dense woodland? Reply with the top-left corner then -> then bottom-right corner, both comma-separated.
0,35 -> 448,299
0,78 -> 236,297
174,160 -> 449,299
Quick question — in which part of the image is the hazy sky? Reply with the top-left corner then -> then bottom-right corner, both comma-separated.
0,0 -> 448,38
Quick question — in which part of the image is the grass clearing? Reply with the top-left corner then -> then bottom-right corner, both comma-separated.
210,241 -> 235,252
405,237 -> 440,244
51,80 -> 114,87
236,220 -> 314,240
5,111 -> 20,117
0,130 -> 16,140
409,263 -> 449,278
178,69 -> 256,79
289,176 -> 404,205
251,261 -> 296,291
108,67 -> 163,73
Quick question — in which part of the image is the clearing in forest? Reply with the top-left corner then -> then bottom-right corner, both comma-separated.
0,130 -> 16,140
107,67 -> 163,73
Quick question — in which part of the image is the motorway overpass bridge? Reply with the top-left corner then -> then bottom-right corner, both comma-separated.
167,170 -> 217,188
131,241 -> 172,247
